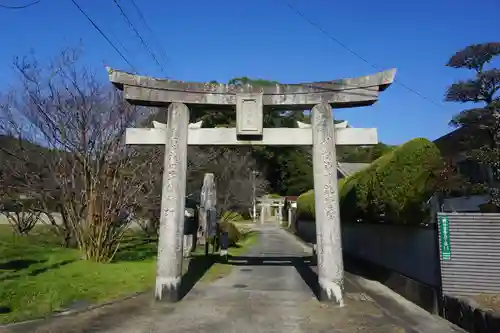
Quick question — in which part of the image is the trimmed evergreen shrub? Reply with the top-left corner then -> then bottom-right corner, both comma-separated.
221,211 -> 245,222
348,138 -> 441,224
296,178 -> 347,221
297,138 -> 443,225
296,189 -> 315,221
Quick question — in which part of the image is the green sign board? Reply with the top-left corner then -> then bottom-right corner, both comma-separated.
439,215 -> 451,260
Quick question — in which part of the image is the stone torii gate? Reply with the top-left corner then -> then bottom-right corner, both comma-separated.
107,67 -> 396,305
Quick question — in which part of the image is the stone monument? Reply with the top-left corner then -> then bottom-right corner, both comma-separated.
199,173 -> 216,255
107,67 -> 396,305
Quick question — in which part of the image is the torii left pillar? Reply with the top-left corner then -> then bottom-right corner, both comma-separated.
155,102 -> 189,302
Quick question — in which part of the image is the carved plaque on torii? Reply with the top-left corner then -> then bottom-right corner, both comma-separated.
236,93 -> 263,137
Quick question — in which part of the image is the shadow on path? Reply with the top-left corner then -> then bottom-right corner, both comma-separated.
179,255 -> 216,300
221,255 -> 321,299
343,254 -> 392,283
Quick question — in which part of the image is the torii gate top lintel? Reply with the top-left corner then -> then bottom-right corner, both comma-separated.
106,67 -> 396,110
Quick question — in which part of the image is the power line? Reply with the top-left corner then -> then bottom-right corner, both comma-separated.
285,2 -> 445,109
0,0 -> 40,9
69,0 -> 136,71
128,0 -> 172,70
111,0 -> 165,73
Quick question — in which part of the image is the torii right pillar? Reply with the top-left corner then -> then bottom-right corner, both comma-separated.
312,102 -> 344,306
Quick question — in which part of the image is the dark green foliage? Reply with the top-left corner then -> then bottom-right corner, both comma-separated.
446,43 -> 500,71
274,149 -> 314,195
296,190 -> 314,221
444,42 -> 500,205
341,138 -> 442,224
337,142 -> 397,163
219,221 -> 241,246
296,178 -> 348,221
221,211 -> 245,222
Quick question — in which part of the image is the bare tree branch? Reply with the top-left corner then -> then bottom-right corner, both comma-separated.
0,47 -> 160,261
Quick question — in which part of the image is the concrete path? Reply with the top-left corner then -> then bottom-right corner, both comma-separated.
2,224 -> 464,333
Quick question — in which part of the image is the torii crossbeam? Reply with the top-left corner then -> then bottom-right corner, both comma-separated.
108,68 -> 395,110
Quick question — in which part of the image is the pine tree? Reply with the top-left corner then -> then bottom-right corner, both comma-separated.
445,42 -> 500,204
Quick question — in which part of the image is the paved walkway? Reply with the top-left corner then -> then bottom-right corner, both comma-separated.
3,225 -> 464,333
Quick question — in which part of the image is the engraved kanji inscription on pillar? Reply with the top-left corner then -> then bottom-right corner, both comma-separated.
311,102 -> 344,306
155,102 -> 189,302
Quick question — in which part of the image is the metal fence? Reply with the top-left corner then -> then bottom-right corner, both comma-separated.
437,212 -> 500,296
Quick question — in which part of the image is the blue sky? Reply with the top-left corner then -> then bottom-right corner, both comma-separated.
1,0 -> 499,145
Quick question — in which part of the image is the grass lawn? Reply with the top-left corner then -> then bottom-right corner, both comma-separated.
0,225 -> 258,324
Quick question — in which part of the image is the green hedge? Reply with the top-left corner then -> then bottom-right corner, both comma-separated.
296,178 -> 347,222
221,211 -> 245,222
297,138 -> 443,225
296,190 -> 314,221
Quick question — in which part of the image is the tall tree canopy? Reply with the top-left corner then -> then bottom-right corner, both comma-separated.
445,42 -> 500,204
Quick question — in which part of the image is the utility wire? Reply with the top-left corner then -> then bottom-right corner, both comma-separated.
285,2 -> 445,109
69,0 -> 136,71
111,0 -> 165,73
0,0 -> 40,9
128,0 -> 171,70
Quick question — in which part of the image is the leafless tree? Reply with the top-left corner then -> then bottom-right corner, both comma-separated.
187,147 -> 268,216
131,145 -> 268,238
0,195 -> 41,235
0,47 -> 161,261
132,145 -> 259,237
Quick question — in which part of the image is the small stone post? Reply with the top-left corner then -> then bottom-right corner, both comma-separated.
155,102 -> 189,302
200,173 -> 216,255
311,102 -> 344,306
183,232 -> 192,257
